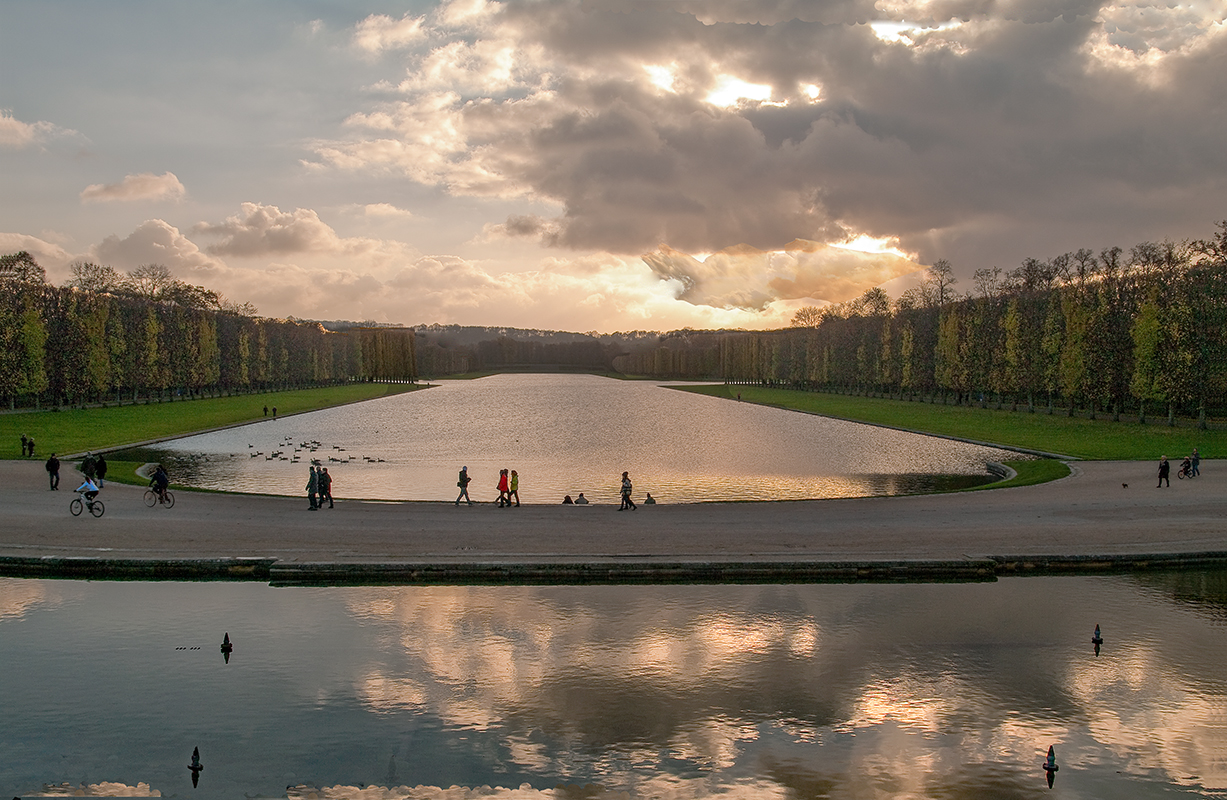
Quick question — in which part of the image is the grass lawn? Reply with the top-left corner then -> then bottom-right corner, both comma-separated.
0,383 -> 425,459
678,385 -> 1218,461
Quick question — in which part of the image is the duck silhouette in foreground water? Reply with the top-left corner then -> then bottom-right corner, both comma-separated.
221,632 -> 234,663
189,746 -> 204,787
1092,623 -> 1104,656
1043,744 -> 1059,788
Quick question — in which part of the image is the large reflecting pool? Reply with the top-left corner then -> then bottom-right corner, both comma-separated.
115,375 -> 1016,503
3,571 -> 1226,798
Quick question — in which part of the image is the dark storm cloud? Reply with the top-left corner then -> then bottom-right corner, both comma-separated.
317,0 -> 1227,285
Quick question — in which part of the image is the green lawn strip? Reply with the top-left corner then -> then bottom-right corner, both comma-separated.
974,459 -> 1070,490
0,383 -> 424,459
677,385 -> 1217,461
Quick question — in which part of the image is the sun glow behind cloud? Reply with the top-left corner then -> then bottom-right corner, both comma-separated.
705,75 -> 773,107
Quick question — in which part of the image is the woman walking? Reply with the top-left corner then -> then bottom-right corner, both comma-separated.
508,470 -> 520,507
496,469 -> 510,507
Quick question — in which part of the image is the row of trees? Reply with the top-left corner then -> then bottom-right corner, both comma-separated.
615,224 -> 1227,425
0,254 -> 417,408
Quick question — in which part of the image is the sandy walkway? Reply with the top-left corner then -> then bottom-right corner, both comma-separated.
2,458 -> 1223,579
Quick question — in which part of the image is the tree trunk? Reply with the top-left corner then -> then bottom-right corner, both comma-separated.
1167,403 -> 1175,427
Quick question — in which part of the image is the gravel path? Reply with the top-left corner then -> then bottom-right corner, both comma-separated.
2,459 -> 1223,576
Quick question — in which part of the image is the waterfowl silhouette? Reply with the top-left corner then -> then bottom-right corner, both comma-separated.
221,632 -> 234,663
1043,744 -> 1058,788
189,746 -> 204,787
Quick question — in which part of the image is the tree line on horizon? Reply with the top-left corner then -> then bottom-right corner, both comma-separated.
0,253 -> 416,409
614,223 -> 1227,427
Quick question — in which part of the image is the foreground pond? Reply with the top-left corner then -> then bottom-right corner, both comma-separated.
116,375 -> 1015,503
3,571 -> 1226,798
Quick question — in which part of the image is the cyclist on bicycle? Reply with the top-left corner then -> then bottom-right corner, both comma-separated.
76,476 -> 100,505
150,464 -> 170,504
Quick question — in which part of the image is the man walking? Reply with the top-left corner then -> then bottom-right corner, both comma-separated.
456,466 -> 473,505
45,453 -> 60,490
320,467 -> 334,509
307,465 -> 319,510
620,471 -> 636,510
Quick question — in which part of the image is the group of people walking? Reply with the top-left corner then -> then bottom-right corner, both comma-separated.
306,464 -> 334,510
19,434 -> 36,458
456,466 -> 650,508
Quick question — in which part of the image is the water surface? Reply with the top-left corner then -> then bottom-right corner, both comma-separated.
3,572 -> 1226,798
117,375 -> 1016,503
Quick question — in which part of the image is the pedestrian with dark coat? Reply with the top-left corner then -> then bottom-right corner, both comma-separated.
320,467 -> 334,508
306,465 -> 319,510
1157,455 -> 1170,488
95,454 -> 108,487
82,453 -> 97,480
455,466 -> 473,505
45,453 -> 60,490
26,436 -> 34,458
21,434 -> 28,457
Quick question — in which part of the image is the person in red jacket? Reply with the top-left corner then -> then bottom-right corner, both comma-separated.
496,469 -> 510,507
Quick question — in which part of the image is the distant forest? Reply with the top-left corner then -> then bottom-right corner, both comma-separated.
0,254 -> 415,408
615,222 -> 1227,427
6,221 -> 1227,424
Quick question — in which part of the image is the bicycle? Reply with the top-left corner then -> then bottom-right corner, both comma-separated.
70,492 -> 105,517
1177,462 -> 1193,479
143,488 -> 176,508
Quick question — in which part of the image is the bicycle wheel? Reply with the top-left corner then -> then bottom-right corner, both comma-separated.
70,497 -> 83,516
89,500 -> 105,517
1178,470 -> 1186,480
163,491 -> 175,509
144,490 -> 157,507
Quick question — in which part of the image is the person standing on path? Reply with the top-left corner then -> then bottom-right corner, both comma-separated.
95,454 -> 108,488
307,465 -> 319,510
272,407 -> 277,419
82,453 -> 97,481
1192,448 -> 1201,477
620,471 -> 637,510
320,467 -> 334,508
456,466 -> 473,505
45,453 -> 60,490
508,470 -> 520,507
21,434 -> 28,457
1157,456 -> 1170,488
26,436 -> 34,458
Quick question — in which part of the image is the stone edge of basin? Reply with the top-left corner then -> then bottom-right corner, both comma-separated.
3,552 -> 1226,584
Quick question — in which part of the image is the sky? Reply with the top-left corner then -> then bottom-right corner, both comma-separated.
2,0 -> 1225,332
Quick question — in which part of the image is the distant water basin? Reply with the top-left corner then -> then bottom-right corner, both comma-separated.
115,374 -> 1018,503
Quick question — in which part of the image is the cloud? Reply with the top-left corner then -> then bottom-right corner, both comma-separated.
642,239 -> 921,310
304,0 -> 1227,275
0,109 -> 82,149
362,203 -> 414,219
80,172 -> 186,203
353,12 -> 425,53
193,202 -> 375,257
0,232 -> 76,275
93,219 -> 225,278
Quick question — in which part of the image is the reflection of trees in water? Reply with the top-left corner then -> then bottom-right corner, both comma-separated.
1133,568 -> 1227,620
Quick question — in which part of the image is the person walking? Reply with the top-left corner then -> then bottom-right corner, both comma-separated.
45,453 -> 60,490
1192,448 -> 1201,477
1157,455 -> 1170,488
263,405 -> 268,417
21,434 -> 28,457
508,470 -> 520,507
620,471 -> 636,510
82,453 -> 97,481
95,454 -> 108,488
26,436 -> 34,458
306,465 -> 319,510
320,467 -> 334,508
456,466 -> 473,505
496,469 -> 510,507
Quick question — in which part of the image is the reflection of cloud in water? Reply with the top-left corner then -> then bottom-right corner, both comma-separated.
0,577 -> 55,620
288,780 -> 788,800
32,782 -> 161,796
1070,644 -> 1227,792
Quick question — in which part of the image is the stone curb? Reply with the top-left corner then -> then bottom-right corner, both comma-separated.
3,551 -> 1225,585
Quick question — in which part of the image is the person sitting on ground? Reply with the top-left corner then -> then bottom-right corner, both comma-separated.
574,492 -> 589,504
562,494 -> 573,504
150,464 -> 170,503
644,493 -> 656,504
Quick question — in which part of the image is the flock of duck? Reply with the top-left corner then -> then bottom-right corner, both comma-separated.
236,436 -> 385,465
